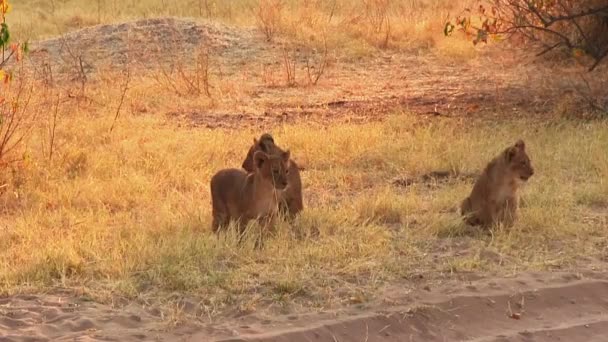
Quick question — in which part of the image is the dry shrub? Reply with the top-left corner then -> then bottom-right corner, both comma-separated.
305,45 -> 329,86
39,92 -> 62,162
255,0 -> 284,42
539,1 -> 608,68
341,0 -> 392,49
448,0 -> 608,71
0,74 -> 36,165
271,42 -> 330,87
363,0 -> 391,34
281,47 -> 297,87
296,0 -> 328,28
557,73 -> 608,119
151,47 -> 213,98
261,63 -> 278,87
333,0 -> 459,52
572,1 -> 608,66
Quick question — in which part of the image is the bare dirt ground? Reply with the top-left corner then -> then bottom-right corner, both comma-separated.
25,17 -> 597,129
3,270 -> 608,341
2,17 -> 607,341
219,271 -> 608,342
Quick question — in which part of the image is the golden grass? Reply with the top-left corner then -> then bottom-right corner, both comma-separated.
2,0 -> 606,320
11,0 -> 471,56
0,77 -> 606,315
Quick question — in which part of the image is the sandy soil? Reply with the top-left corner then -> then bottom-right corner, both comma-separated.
2,271 -> 608,341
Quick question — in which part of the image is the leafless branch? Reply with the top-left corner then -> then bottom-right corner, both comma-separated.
109,69 -> 131,133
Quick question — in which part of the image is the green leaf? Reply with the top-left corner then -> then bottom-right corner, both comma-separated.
0,23 -> 10,47
21,40 -> 29,54
444,22 -> 455,36
474,29 -> 488,45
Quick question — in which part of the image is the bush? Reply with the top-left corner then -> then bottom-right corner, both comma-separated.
446,0 -> 608,71
0,0 -> 31,165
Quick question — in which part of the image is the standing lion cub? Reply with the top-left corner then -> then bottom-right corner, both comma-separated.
210,149 -> 290,238
461,139 -> 534,227
241,133 -> 303,218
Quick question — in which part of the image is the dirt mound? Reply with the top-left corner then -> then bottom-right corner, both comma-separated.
27,17 -> 258,76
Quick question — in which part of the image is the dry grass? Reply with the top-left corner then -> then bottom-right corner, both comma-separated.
0,72 -> 606,315
11,0 -> 471,56
1,0 -> 607,322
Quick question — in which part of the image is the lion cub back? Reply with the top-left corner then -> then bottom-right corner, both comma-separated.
210,168 -> 249,233
211,150 -> 290,234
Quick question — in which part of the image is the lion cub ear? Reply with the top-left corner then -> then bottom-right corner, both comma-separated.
260,133 -> 275,144
253,151 -> 269,169
506,146 -> 518,162
282,150 -> 291,162
514,139 -> 525,150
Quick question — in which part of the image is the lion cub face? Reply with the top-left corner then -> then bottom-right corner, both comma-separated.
505,140 -> 534,182
254,150 -> 290,190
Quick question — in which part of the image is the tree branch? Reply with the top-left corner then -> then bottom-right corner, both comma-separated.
545,5 -> 608,26
536,41 -> 562,56
589,48 -> 608,71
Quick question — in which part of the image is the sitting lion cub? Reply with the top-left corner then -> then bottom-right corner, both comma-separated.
241,133 -> 303,218
210,149 -> 290,238
461,139 -> 534,227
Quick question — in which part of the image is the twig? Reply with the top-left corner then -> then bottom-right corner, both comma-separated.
0,74 -> 35,161
328,0 -> 337,23
109,69 -> 131,133
543,5 -> 608,26
282,48 -> 296,86
47,92 -> 60,162
589,48 -> 608,72
535,42 -> 561,56
306,35 -> 329,86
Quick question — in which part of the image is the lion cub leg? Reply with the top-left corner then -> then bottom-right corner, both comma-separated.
277,196 -> 299,220
211,201 -> 230,235
212,213 -> 229,234
285,194 -> 304,219
277,199 -> 290,218
253,213 -> 278,249
460,197 -> 481,226
496,197 -> 518,227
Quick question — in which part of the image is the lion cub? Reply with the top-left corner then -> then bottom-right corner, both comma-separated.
241,133 -> 303,218
461,140 -> 534,227
210,149 -> 290,237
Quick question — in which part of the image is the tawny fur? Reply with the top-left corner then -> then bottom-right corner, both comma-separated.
461,139 -> 534,227
241,133 -> 303,218
211,150 -> 290,237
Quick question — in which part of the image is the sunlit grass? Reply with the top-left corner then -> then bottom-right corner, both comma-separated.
1,0 -> 606,320
0,95 -> 606,315
11,0 -> 469,57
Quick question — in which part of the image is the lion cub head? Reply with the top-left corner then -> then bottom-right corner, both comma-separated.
253,149 -> 290,190
504,139 -> 534,182
243,134 -> 284,173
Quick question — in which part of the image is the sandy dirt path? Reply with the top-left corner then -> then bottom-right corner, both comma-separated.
3,271 -> 608,341
211,272 -> 608,342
